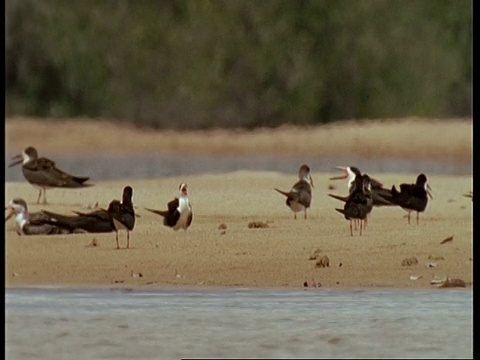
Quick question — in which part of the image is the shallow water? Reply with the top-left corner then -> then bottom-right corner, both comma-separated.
5,287 -> 473,359
4,152 -> 472,182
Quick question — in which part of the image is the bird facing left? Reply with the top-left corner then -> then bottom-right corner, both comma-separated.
8,146 -> 93,205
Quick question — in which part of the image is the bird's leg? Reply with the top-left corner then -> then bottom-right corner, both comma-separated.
115,232 -> 120,249
350,220 -> 353,236
294,213 -> 297,220
407,211 -> 411,225
37,189 -> 42,204
364,215 -> 368,229
126,231 -> 130,249
304,210 -> 307,220
416,212 -> 420,225
42,189 -> 48,205
354,219 -> 358,231
360,220 -> 363,236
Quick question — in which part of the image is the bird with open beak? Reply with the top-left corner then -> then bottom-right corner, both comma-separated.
8,146 -> 93,205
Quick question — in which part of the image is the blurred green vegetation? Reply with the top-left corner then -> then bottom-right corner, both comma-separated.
6,0 -> 472,129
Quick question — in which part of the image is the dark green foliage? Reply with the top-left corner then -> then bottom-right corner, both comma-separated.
6,0 -> 472,128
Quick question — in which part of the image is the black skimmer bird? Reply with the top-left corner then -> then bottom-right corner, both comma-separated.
107,186 -> 135,249
329,166 -> 393,206
274,164 -> 313,219
40,208 -> 114,233
380,173 -> 432,225
5,198 -> 81,235
5,202 -> 49,224
335,174 -> 373,236
145,183 -> 193,231
8,146 -> 93,204
328,166 -> 392,230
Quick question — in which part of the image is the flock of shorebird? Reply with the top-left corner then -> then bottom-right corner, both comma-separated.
6,146 -> 192,248
7,145 -> 462,247
273,164 -> 434,236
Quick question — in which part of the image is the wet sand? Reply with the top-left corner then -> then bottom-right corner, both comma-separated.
5,117 -> 473,289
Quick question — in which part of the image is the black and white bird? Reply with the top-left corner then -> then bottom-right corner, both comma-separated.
5,198 -> 81,235
8,146 -> 93,204
335,174 -> 373,236
107,186 -> 135,249
380,173 -> 433,225
145,183 -> 193,231
274,164 -> 314,220
41,208 -> 114,234
329,166 -> 393,206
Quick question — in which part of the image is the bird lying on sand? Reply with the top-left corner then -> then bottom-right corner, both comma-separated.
5,198 -> 86,235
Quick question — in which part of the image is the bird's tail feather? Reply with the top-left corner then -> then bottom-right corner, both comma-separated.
328,193 -> 348,202
372,192 -> 395,206
145,208 -> 169,218
274,188 -> 289,197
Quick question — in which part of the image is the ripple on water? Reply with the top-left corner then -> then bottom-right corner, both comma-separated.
5,288 -> 473,360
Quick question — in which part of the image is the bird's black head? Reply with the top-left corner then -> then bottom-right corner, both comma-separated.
24,147 -> 38,158
416,174 -> 428,186
299,164 -> 310,173
122,186 -> 134,205
350,167 -> 362,176
416,174 -> 432,199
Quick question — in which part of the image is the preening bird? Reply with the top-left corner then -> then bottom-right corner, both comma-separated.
107,186 -> 135,249
274,164 -> 314,220
145,183 -> 193,231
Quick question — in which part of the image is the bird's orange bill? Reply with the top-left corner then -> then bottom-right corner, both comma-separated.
427,184 -> 433,199
5,206 -> 15,222
9,154 -> 23,168
329,166 -> 348,180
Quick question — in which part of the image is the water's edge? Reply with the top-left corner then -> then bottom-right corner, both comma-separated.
5,153 -> 472,182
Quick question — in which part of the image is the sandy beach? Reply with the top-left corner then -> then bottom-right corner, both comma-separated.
5,117 -> 473,289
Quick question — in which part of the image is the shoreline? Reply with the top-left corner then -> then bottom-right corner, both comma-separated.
5,285 -> 473,293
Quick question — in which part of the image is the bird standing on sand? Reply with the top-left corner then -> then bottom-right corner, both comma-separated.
379,173 -> 432,225
328,165 -> 393,230
8,146 -> 93,205
335,174 -> 373,236
329,166 -> 393,206
107,186 -> 135,249
5,198 -> 82,235
274,164 -> 313,220
145,183 -> 193,231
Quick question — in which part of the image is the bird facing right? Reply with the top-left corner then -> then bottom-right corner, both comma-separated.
274,164 -> 314,220
382,173 -> 432,225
